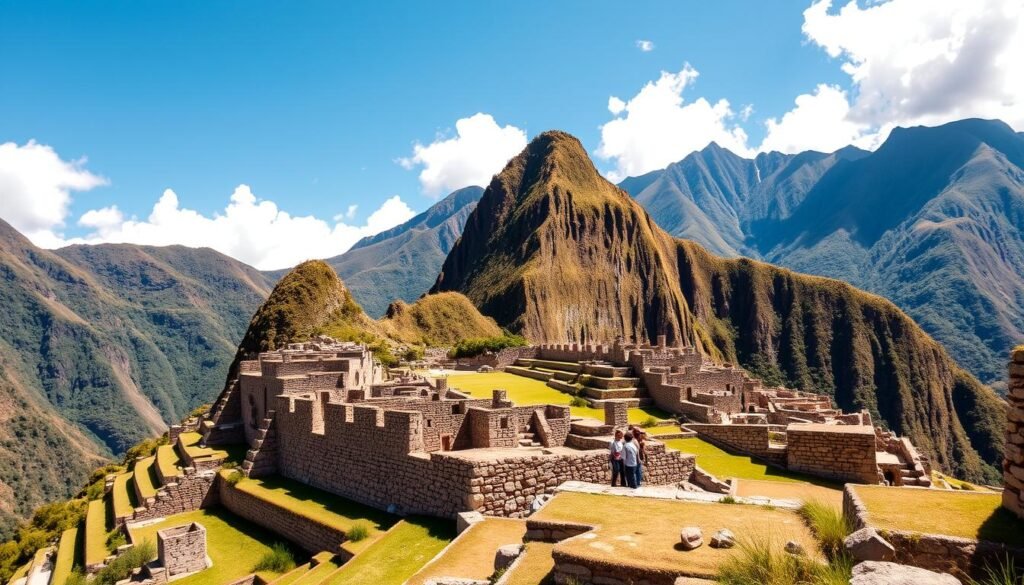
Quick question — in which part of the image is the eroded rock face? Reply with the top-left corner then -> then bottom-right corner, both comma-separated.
849,561 -> 961,584
845,527 -> 896,562
709,529 -> 735,549
679,527 -> 703,550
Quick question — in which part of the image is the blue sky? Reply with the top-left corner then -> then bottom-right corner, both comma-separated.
1,0 -> 1021,268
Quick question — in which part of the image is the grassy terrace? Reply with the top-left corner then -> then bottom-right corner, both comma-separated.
442,371 -> 671,423
178,431 -> 228,460
503,542 -> 555,585
407,518 -> 526,585
664,437 -> 832,485
854,485 -> 1024,547
128,508 -> 306,585
84,499 -> 108,567
532,491 -> 821,579
322,518 -> 455,585
156,444 -> 181,480
733,479 -> 843,510
133,456 -> 158,499
111,472 -> 137,519
223,471 -> 396,555
50,527 -> 80,585
291,553 -> 342,585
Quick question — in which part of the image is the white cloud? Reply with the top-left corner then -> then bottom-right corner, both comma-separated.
399,113 -> 527,197
636,39 -> 655,52
0,140 -> 107,246
333,204 -> 358,222
66,186 -> 416,270
763,0 -> 1024,152
596,65 -> 753,181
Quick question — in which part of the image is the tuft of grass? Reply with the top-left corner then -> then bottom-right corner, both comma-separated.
969,556 -> 1024,585
716,535 -> 849,585
253,542 -> 295,573
720,496 -> 738,504
347,522 -> 370,542
225,470 -> 244,486
798,499 -> 852,561
106,530 -> 127,550
640,416 -> 658,428
569,396 -> 589,408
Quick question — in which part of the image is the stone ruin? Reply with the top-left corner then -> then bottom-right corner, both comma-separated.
1005,348 -> 1024,519
133,522 -> 209,584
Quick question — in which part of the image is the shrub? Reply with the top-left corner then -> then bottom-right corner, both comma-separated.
402,346 -> 424,362
92,540 -> 155,585
969,556 -> 1024,585
720,495 -> 738,504
65,570 -> 88,585
798,499 -> 852,561
253,542 -> 295,573
106,530 -> 127,550
717,535 -> 850,585
347,522 -> 370,542
449,333 -> 528,359
569,396 -> 589,408
225,470 -> 245,486
640,416 -> 658,428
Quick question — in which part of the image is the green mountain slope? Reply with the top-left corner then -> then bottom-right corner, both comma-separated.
433,130 -> 1006,483
0,220 -> 272,536
625,118 -> 1024,389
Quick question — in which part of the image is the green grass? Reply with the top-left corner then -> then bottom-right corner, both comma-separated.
51,527 -> 80,585
716,535 -> 851,585
854,485 -> 1024,547
446,372 -> 671,423
178,432 -> 228,461
132,456 -> 158,500
111,473 -> 136,519
223,472 -> 396,554
84,499 -> 108,567
156,445 -> 181,480
665,437 -> 814,483
322,518 -> 456,585
126,508 -> 306,585
291,553 -> 342,585
798,500 -> 853,560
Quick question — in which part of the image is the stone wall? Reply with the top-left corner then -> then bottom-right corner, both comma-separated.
1005,348 -> 1024,519
157,522 -> 207,577
786,424 -> 878,484
130,470 -> 218,523
683,423 -> 778,461
217,476 -> 350,555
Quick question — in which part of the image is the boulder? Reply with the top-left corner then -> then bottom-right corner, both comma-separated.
844,527 -> 895,562
709,529 -> 735,549
494,544 -> 524,571
849,561 -> 961,584
784,540 -> 805,556
531,493 -> 553,512
679,527 -> 703,550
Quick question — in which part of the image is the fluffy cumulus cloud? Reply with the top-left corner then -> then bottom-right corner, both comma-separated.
399,113 -> 527,197
763,0 -> 1024,152
67,186 -> 416,270
0,141 -> 107,247
597,65 -> 753,181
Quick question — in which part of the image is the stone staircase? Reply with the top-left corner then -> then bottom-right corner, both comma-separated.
517,425 -> 542,447
507,358 -> 650,407
242,410 -> 279,478
266,552 -> 342,585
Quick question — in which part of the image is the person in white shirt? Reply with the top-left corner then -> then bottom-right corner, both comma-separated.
622,431 -> 640,489
608,430 -> 625,487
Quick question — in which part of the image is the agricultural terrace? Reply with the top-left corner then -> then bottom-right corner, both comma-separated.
320,517 -> 455,585
664,437 -> 834,485
531,491 -> 822,579
407,518 -> 527,585
127,508 -> 307,585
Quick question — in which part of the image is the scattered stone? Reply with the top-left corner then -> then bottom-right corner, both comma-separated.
531,493 -> 552,512
844,527 -> 895,562
494,544 -> 524,571
709,529 -> 735,549
679,527 -> 703,550
849,561 -> 961,585
784,540 -> 804,556
456,511 -> 484,534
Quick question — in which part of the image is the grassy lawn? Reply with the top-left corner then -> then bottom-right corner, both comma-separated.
532,491 -> 821,579
503,542 -> 555,585
291,553 -> 342,584
644,424 -> 684,435
133,456 -> 158,499
51,527 -> 80,585
323,517 -> 456,585
444,372 -> 671,424
112,472 -> 137,519
854,485 -> 1024,547
156,444 -> 181,480
84,499 -> 108,566
407,519 -> 526,585
178,432 -> 228,461
664,437 -> 826,484
225,472 -> 397,554
733,479 -> 844,510
126,508 -> 307,585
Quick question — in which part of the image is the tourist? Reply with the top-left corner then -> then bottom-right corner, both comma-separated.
608,429 -> 625,486
622,431 -> 640,489
635,429 -> 647,487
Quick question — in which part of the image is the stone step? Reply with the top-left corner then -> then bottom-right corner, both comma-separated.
587,397 -> 641,408
505,366 -> 554,382
581,375 -> 642,390
515,359 -> 582,374
581,364 -> 633,378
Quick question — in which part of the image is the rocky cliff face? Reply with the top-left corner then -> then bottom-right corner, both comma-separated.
433,131 -> 1007,482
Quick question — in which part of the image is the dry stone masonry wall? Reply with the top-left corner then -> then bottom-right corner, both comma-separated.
1005,348 -> 1024,519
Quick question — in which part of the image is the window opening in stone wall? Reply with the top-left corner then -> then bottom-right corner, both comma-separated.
500,416 -> 509,429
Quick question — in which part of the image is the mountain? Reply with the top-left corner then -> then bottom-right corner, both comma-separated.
321,186 -> 483,317
0,219 -> 272,536
625,118 -> 1024,389
432,130 -> 1006,483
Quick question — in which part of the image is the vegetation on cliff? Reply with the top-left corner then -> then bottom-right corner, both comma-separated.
432,130 -> 1007,483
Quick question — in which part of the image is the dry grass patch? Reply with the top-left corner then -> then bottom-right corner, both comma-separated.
734,479 -> 843,510
532,492 -> 822,579
406,518 -> 527,585
853,486 -> 1024,547
503,542 -> 555,585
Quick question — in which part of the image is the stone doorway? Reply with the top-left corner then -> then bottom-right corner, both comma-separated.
441,434 -> 452,451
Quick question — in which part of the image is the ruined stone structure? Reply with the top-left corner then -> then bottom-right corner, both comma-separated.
1005,348 -> 1024,519
157,523 -> 208,577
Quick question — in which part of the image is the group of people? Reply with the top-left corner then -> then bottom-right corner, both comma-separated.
608,426 -> 647,489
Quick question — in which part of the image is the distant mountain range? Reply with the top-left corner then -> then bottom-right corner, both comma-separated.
620,118 -> 1024,391
431,129 -> 1006,484
0,220 -> 272,536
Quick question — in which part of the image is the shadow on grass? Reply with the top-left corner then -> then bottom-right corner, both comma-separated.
247,475 -> 398,530
977,507 -> 1024,548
